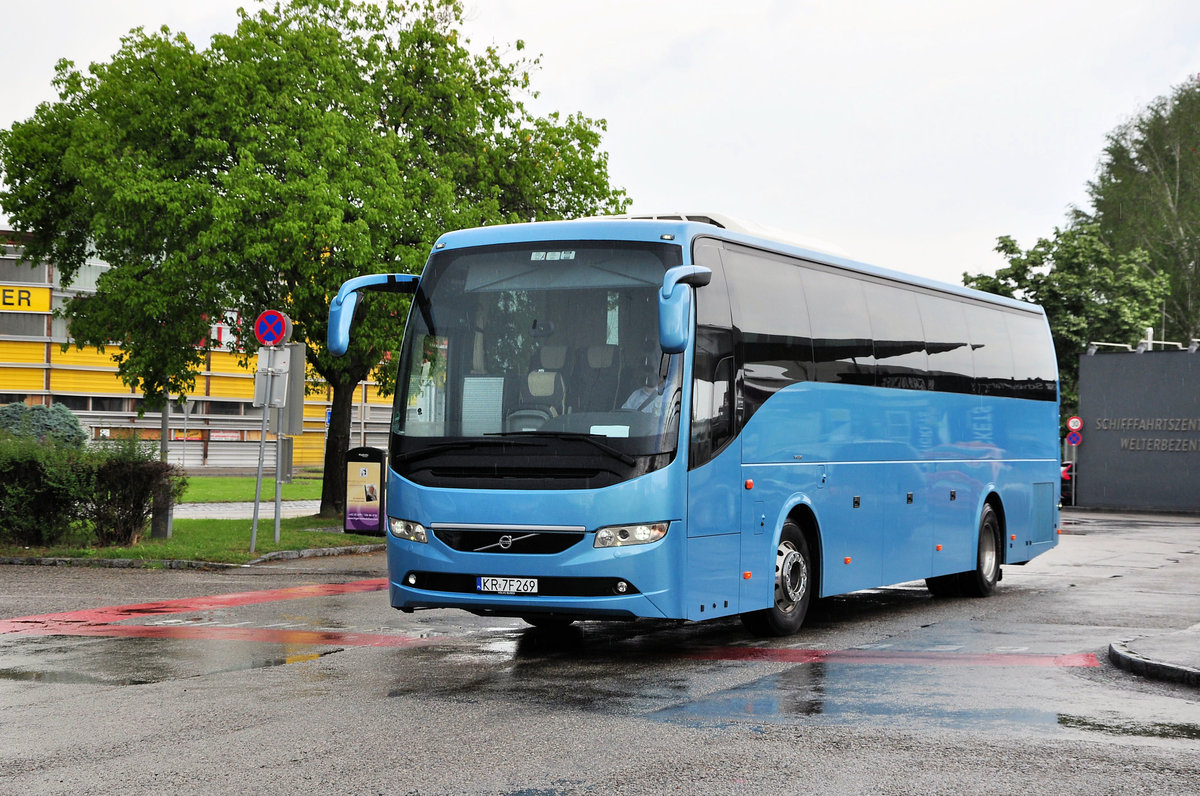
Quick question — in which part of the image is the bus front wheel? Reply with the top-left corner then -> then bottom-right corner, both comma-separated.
741,521 -> 813,637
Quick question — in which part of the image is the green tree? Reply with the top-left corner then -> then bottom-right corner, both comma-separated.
965,224 -> 1168,417
0,0 -> 629,514
1084,75 -> 1200,341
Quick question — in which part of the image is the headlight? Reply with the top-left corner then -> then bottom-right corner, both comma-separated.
594,521 -> 668,548
389,518 -> 427,543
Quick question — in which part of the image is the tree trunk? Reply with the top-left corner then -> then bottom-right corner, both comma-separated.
320,378 -> 357,517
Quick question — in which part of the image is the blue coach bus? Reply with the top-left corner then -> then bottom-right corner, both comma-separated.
329,214 -> 1060,635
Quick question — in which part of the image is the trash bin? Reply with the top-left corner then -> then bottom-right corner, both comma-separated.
344,446 -> 386,536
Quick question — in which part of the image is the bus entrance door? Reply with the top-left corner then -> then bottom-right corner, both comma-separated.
685,450 -> 742,621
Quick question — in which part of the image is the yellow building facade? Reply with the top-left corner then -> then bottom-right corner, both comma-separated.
0,232 -> 391,469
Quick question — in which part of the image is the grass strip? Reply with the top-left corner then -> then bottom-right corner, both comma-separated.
179,476 -> 324,504
0,515 -> 382,565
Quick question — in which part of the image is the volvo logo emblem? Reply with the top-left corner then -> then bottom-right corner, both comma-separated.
498,534 -> 513,550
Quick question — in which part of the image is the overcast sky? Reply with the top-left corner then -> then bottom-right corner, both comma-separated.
3,0 -> 1199,285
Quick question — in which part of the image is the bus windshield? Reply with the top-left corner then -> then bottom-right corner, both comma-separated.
391,240 -> 684,489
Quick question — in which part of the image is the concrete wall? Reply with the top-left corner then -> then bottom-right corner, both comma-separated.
1076,351 -> 1200,511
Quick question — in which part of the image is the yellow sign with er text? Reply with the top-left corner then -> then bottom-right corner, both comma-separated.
0,285 -> 51,313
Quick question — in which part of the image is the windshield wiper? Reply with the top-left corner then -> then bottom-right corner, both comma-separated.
485,431 -> 637,466
394,438 -> 541,464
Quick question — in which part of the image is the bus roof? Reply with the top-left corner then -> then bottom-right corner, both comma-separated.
432,215 -> 1043,316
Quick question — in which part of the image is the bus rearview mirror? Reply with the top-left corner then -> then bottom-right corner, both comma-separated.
328,273 -> 420,356
328,290 -> 361,356
658,266 -> 712,354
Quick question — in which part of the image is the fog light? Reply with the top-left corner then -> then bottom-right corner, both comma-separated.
594,522 -> 668,548
406,573 -> 417,586
615,580 -> 628,594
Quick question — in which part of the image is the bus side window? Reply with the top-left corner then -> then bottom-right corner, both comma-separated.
691,329 -> 735,468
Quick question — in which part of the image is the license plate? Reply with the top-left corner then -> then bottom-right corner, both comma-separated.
477,576 -> 538,595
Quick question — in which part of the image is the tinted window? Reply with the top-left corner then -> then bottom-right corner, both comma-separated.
693,239 -> 732,329
863,282 -> 928,391
0,258 -> 45,283
964,304 -> 1014,397
723,246 -> 811,341
53,395 -> 89,411
0,313 -> 46,337
802,268 -> 874,386
1006,311 -> 1057,401
690,240 -> 737,469
721,245 -> 815,423
690,328 -> 735,469
918,294 -> 973,395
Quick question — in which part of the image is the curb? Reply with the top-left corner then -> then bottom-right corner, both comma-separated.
0,544 -> 386,571
0,556 -> 240,570
1108,638 -> 1200,688
246,544 -> 385,564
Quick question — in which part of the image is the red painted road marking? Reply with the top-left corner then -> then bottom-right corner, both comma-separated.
686,646 -> 1100,668
0,578 -> 388,632
8,622 -> 424,648
0,578 -> 414,648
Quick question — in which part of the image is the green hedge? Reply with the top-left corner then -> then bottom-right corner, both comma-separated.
0,402 -> 87,447
0,433 -> 92,546
0,432 -> 187,548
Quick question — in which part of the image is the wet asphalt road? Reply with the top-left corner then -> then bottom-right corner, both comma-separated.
1,512 -> 1198,795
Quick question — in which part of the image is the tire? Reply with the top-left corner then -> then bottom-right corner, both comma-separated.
959,503 -> 1001,597
740,521 -> 814,637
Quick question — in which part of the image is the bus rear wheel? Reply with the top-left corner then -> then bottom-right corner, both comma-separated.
741,521 -> 813,637
925,503 -> 1001,598
960,504 -> 1001,597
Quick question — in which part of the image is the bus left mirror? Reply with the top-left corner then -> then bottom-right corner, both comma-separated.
328,273 -> 419,357
328,291 -> 361,357
658,266 -> 712,354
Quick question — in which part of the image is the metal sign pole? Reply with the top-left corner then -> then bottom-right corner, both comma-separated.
1071,442 -> 1077,506
360,382 -> 367,447
250,310 -> 293,553
250,346 -> 274,554
274,407 -> 283,544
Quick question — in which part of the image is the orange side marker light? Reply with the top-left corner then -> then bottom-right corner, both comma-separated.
844,557 -> 852,565
935,544 -> 942,551
743,571 -> 752,580
745,480 -> 754,490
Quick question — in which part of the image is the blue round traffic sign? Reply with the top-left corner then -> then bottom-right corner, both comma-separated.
1065,430 -> 1082,447
255,310 -> 292,346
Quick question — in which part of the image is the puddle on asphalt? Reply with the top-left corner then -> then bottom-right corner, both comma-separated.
0,635 -> 344,686
0,667 -> 153,686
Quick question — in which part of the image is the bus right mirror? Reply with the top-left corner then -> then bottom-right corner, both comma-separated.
658,266 -> 712,354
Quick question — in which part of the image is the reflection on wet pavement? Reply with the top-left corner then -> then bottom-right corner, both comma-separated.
651,664 -> 1064,731
0,577 -> 1172,743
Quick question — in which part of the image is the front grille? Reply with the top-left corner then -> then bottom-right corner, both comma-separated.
433,527 -> 585,554
405,572 -> 639,597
